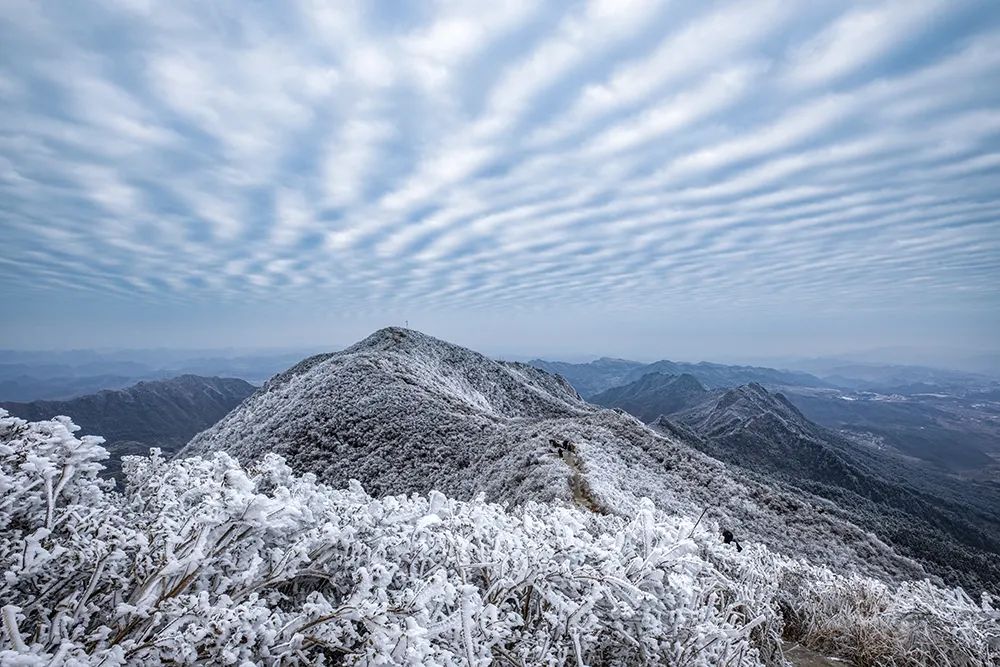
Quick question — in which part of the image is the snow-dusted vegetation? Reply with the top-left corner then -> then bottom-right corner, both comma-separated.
182,328 -> 929,586
3,410 -> 997,666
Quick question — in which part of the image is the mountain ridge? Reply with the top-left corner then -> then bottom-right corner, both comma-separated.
590,376 -> 1000,594
530,356 -> 830,397
183,327 -> 927,585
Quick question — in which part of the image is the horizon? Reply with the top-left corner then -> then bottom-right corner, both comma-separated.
1,324 -> 998,377
2,1 -> 999,366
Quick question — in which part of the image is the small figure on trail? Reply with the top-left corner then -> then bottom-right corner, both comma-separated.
549,438 -> 574,453
722,529 -> 743,553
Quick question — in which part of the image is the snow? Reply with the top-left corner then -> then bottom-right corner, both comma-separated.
2,408 -> 998,665
182,328 -> 927,584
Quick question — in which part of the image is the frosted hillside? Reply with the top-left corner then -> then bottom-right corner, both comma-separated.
632,381 -> 1000,597
184,328 -> 925,584
2,410 -> 997,665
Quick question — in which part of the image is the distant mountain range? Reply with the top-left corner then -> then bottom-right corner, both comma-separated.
522,357 -> 643,397
5,346 -> 995,403
0,372 -> 173,403
184,328 -> 930,587
589,373 -> 1000,595
0,350 -> 312,401
1,375 -> 255,479
530,355 -> 999,397
529,357 -> 830,398
534,353 -> 1000,476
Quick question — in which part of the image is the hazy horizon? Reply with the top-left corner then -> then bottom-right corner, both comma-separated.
2,1 -> 998,367
2,324 -> 998,376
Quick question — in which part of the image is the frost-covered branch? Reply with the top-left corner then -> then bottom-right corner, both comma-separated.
1,409 -> 997,666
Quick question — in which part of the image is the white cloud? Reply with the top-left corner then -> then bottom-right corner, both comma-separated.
529,0 -> 792,147
584,64 -> 761,156
785,1 -> 946,87
0,0 -> 997,328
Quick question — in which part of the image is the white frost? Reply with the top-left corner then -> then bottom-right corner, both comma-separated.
1,409 -> 997,666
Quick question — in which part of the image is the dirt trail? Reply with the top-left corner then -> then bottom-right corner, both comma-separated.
559,446 -> 609,514
785,645 -> 849,667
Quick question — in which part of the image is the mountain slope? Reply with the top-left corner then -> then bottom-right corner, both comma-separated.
590,372 -> 708,422
184,327 -> 926,585
650,384 -> 1000,595
2,375 -> 255,478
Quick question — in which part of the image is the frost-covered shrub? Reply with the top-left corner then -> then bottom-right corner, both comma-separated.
770,569 -> 1000,666
1,410 -> 997,666
712,547 -> 1000,667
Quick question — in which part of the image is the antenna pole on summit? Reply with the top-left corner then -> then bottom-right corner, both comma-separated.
688,507 -> 709,538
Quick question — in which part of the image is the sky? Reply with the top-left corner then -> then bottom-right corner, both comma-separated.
1,0 -> 999,364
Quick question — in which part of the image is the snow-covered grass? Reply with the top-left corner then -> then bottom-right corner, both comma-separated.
1,410 -> 997,666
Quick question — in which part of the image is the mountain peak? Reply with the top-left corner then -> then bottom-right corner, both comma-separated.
700,382 -> 810,431
182,329 -> 927,586
589,371 -> 708,423
359,325 -> 418,341
346,326 -> 439,353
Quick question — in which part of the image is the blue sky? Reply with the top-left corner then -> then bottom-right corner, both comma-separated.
1,0 -> 999,362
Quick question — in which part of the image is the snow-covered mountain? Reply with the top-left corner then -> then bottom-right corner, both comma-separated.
590,376 -> 1000,596
184,327 -> 924,584
4,330 -> 998,665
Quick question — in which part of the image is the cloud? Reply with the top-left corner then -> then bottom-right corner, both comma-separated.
785,1 -> 947,87
583,64 -> 762,156
0,0 -> 998,350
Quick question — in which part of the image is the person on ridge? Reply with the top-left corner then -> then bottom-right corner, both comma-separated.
722,529 -> 743,552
